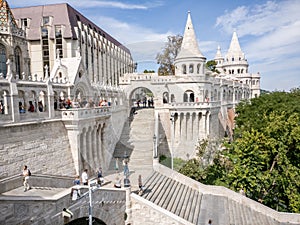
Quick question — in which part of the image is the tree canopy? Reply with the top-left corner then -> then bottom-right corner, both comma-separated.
156,35 -> 182,75
180,90 -> 300,213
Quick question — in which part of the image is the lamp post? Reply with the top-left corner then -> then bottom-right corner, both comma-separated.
153,134 -> 157,158
170,112 -> 175,170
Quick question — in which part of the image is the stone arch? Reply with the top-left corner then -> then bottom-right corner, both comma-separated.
38,90 -> 47,112
128,86 -> 154,108
0,89 -> 9,114
18,90 -> 26,113
66,217 -> 106,225
27,90 -> 38,112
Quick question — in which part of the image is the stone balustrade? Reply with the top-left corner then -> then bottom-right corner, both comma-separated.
61,107 -> 111,120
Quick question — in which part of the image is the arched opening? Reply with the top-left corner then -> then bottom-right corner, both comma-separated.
66,217 -> 106,225
15,47 -> 22,77
182,64 -> 186,74
163,92 -> 169,103
183,90 -> 194,102
129,87 -> 154,109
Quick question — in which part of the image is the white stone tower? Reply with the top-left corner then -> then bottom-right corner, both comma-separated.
174,11 -> 206,76
214,31 -> 260,98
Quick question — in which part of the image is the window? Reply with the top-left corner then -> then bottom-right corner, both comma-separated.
0,44 -> 7,77
189,64 -> 194,73
41,27 -> 49,78
183,90 -> 194,102
14,47 -> 21,77
182,64 -> 186,74
21,18 -> 28,28
163,92 -> 169,103
197,64 -> 200,74
43,16 -> 49,25
55,26 -> 63,58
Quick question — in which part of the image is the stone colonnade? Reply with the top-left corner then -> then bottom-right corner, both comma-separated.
80,121 -> 106,173
172,111 -> 210,142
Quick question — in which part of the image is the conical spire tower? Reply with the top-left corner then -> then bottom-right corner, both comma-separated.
174,11 -> 206,76
225,31 -> 246,62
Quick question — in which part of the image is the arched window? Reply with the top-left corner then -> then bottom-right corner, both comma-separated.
183,92 -> 188,102
183,90 -> 194,102
163,92 -> 169,103
171,94 -> 175,103
189,64 -> 194,73
15,47 -> 22,77
0,44 -> 7,77
182,64 -> 186,74
197,64 -> 200,74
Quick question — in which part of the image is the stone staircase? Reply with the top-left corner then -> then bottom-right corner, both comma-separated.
109,108 -> 155,184
139,170 -> 292,225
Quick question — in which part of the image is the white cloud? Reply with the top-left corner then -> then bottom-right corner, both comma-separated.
90,15 -> 173,64
216,0 -> 300,90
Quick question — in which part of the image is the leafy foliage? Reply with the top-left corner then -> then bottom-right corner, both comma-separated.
206,60 -> 220,73
179,90 -> 300,213
156,35 -> 183,75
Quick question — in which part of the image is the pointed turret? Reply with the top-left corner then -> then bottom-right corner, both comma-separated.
176,11 -> 205,59
174,11 -> 206,76
225,31 -> 246,62
214,45 -> 224,72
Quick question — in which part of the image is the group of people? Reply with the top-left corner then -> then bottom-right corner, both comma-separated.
136,97 -> 154,108
18,100 -> 44,113
73,167 -> 104,187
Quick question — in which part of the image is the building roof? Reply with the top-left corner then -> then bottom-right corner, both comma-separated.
0,0 -> 17,29
11,3 -> 130,53
175,11 -> 205,60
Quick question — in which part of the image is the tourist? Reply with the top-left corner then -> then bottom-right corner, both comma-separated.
123,159 -> 129,177
81,169 -> 88,185
208,219 -> 212,225
97,167 -> 104,185
73,175 -> 80,185
22,165 -> 31,191
28,101 -> 34,112
38,101 -> 43,112
138,174 -> 144,195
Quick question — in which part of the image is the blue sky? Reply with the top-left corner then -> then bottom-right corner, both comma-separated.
10,0 -> 300,91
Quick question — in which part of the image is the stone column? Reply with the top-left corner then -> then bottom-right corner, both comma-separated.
87,127 -> 92,170
46,80 -> 55,119
182,112 -> 187,141
9,80 -> 20,122
199,112 -> 206,140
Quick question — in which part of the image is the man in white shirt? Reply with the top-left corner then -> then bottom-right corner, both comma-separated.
81,169 -> 88,185
22,165 -> 31,191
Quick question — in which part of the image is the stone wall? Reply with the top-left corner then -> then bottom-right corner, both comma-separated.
130,194 -> 193,225
0,121 -> 75,179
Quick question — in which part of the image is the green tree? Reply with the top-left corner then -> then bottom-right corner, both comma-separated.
206,60 -> 220,73
156,35 -> 182,75
179,90 -> 300,213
